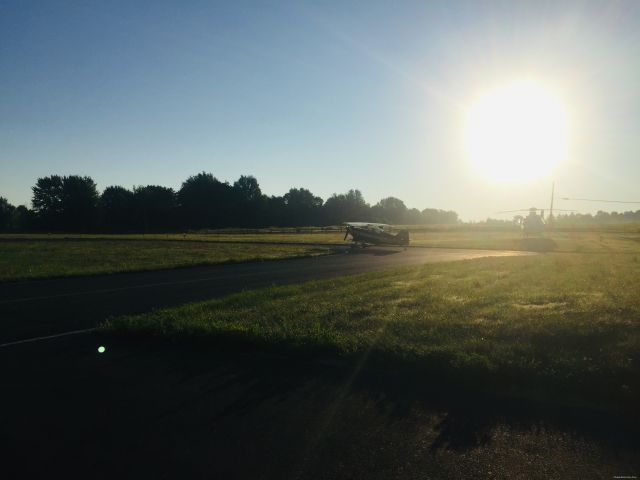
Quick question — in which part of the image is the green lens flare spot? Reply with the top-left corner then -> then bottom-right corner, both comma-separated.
98,346 -> 106,353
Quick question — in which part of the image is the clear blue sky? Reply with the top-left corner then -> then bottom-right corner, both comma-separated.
1,0 -> 639,220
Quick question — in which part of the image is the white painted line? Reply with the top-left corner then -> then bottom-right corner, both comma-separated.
0,328 -> 95,348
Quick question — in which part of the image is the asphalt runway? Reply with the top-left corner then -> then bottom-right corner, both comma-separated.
0,246 -> 530,344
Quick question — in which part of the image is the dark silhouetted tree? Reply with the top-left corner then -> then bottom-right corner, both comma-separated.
261,195 -> 286,226
233,175 -> 261,202
60,175 -> 99,230
323,189 -> 370,225
12,205 -> 35,231
283,188 -> 323,226
32,175 -> 98,231
24,172 -> 469,229
131,185 -> 177,231
178,172 -> 233,228
233,175 -> 263,226
0,197 -> 15,231
32,175 -> 64,230
99,186 -> 134,231
372,197 -> 407,224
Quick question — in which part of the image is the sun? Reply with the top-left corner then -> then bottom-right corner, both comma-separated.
464,81 -> 568,181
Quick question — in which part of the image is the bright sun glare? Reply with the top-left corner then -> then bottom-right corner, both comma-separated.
465,82 -> 568,181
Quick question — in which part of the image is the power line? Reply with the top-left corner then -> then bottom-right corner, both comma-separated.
496,208 -> 576,214
560,197 -> 640,204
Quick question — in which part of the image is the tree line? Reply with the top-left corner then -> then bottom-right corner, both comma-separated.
481,210 -> 640,226
555,210 -> 640,224
0,173 -> 459,232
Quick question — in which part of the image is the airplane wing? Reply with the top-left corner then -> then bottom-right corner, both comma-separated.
343,222 -> 390,228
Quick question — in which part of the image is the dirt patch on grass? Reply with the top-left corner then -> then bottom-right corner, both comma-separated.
446,295 -> 468,304
391,280 -> 420,288
514,301 -> 568,310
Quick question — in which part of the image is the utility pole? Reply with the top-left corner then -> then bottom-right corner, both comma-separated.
548,181 -> 555,226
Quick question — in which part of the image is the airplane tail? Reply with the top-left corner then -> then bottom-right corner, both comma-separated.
396,230 -> 409,246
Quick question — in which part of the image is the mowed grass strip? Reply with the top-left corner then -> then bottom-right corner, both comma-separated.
0,232 -> 345,244
2,223 -> 639,253
409,228 -> 640,253
103,253 -> 640,408
0,240 -> 333,281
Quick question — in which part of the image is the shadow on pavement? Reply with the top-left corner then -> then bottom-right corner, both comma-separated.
346,247 -> 404,256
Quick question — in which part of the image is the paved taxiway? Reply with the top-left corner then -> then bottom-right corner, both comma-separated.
0,246 -> 531,343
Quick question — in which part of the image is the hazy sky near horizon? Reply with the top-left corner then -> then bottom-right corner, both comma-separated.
1,0 -> 639,220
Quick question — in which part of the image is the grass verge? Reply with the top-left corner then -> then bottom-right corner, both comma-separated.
408,226 -> 640,253
0,240 -> 333,282
102,252 -> 640,412
2,223 -> 639,253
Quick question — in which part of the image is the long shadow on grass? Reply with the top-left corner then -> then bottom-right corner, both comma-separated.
346,246 -> 404,256
3,334 -> 638,479
113,337 -> 640,455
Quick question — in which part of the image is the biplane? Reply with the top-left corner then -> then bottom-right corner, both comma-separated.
343,222 -> 410,247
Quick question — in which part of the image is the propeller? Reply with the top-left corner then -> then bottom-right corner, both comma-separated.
344,229 -> 349,241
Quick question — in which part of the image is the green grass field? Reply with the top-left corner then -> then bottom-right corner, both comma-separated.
2,223 -> 639,253
2,225 -> 639,283
408,225 -> 640,253
0,231 -> 346,246
0,240 -> 332,282
103,249 -> 640,411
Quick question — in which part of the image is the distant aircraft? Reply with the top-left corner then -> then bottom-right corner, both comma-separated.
499,207 -> 548,235
521,207 -> 546,236
343,222 -> 410,247
497,183 -> 576,236
500,207 -> 574,236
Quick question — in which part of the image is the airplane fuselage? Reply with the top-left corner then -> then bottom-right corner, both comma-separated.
346,225 -> 409,246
